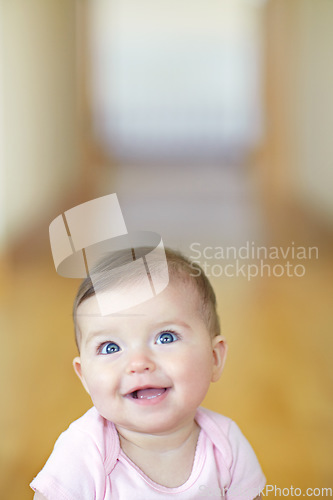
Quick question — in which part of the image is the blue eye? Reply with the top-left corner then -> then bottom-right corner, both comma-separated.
156,331 -> 178,344
99,342 -> 120,355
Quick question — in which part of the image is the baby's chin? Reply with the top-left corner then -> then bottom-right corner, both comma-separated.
111,408 -> 198,437
115,420 -> 184,437
101,412 -> 174,433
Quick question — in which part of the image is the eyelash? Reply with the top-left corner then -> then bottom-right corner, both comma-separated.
97,330 -> 180,355
97,342 -> 120,355
155,330 -> 180,344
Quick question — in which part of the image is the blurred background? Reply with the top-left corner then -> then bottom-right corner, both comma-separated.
0,0 -> 332,498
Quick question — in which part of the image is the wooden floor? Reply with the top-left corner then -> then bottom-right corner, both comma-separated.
0,203 -> 332,499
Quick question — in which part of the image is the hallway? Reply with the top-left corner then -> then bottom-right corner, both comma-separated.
1,0 -> 333,497
0,198 -> 332,498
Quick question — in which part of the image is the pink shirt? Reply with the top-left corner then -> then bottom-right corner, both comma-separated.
30,407 -> 265,499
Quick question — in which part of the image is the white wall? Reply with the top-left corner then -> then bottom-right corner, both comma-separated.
0,4 -> 5,251
292,0 -> 333,224
90,0 -> 265,162
0,0 -> 80,250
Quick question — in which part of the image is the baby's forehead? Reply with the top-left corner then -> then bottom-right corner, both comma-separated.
73,251 -> 218,350
75,276 -> 209,350
95,266 -> 200,299
78,276 -> 202,318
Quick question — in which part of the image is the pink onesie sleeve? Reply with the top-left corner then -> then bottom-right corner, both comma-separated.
30,408 -> 114,500
225,420 -> 266,499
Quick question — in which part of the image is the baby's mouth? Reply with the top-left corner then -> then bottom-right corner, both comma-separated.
128,388 -> 167,400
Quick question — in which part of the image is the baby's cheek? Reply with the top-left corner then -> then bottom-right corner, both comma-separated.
181,371 -> 212,410
177,352 -> 213,388
83,368 -> 110,399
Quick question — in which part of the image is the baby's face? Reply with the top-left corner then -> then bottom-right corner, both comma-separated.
73,282 -> 226,436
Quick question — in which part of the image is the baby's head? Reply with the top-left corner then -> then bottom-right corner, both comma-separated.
72,247 -> 227,435
73,247 -> 221,351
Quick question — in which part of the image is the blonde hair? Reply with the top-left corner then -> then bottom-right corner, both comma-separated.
73,247 -> 220,350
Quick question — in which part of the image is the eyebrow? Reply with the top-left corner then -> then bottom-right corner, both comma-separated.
84,329 -> 118,346
75,313 -> 145,317
155,319 -> 190,328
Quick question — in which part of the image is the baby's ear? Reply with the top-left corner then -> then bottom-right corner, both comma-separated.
211,336 -> 227,383
73,357 -> 90,395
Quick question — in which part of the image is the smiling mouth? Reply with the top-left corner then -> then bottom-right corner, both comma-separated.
129,388 -> 167,400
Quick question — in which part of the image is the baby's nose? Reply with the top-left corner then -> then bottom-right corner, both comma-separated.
125,351 -> 156,374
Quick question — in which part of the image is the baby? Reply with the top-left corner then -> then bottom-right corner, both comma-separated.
31,247 -> 266,499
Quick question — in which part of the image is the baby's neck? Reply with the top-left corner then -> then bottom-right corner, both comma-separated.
117,418 -> 199,452
116,419 -> 201,488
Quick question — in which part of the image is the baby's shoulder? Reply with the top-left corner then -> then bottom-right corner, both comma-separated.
195,406 -> 234,440
67,406 -> 108,437
55,407 -> 120,470
30,408 -> 120,499
196,407 -> 257,467
196,406 -> 266,496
